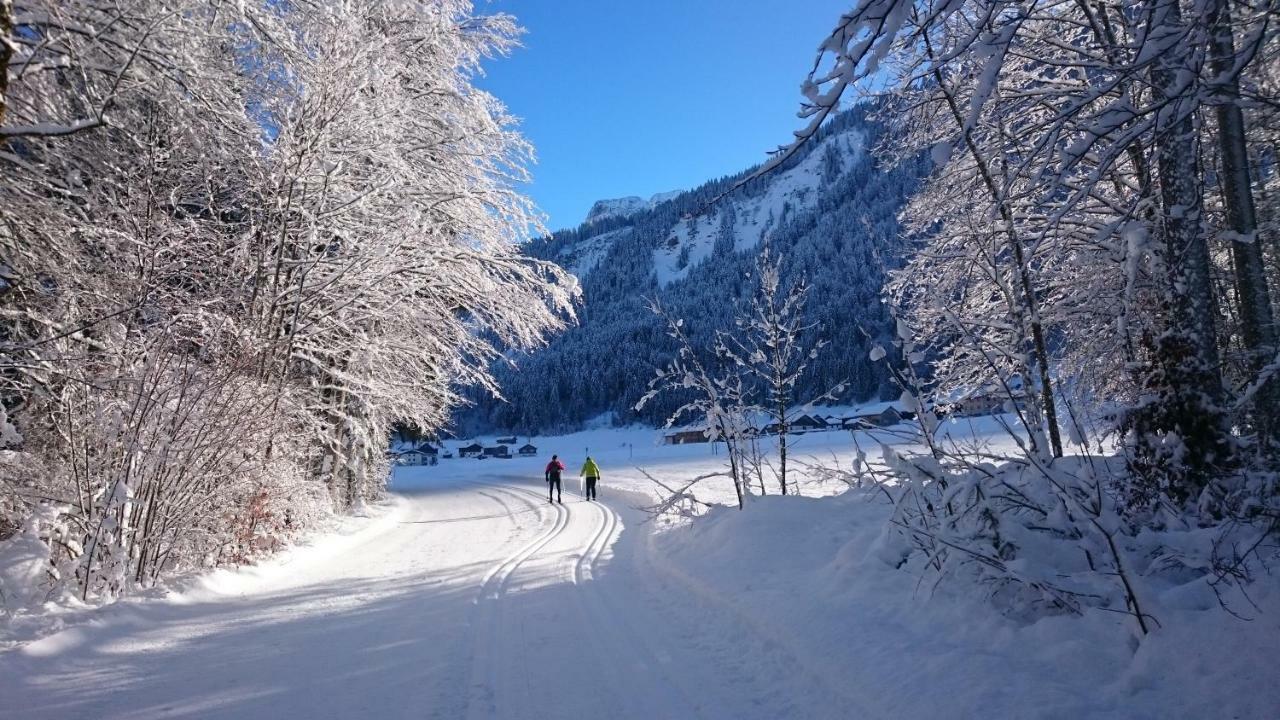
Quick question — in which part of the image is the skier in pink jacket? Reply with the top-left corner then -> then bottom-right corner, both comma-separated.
544,455 -> 565,504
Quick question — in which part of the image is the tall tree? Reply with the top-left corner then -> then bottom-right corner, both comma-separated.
1208,0 -> 1279,449
0,0 -> 575,597
723,247 -> 829,494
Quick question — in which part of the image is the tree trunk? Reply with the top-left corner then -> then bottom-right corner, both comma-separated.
1139,0 -> 1230,498
1149,0 -> 1223,381
718,418 -> 744,510
1209,2 -> 1279,446
777,399 -> 789,495
0,0 -> 11,128
750,436 -> 767,495
922,34 -> 1063,459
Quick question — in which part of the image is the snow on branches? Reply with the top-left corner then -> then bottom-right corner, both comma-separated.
0,1 -> 575,606
637,251 -> 836,508
783,0 -> 1280,627
788,0 -> 1279,502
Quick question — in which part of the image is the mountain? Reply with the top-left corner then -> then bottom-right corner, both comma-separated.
584,190 -> 683,225
457,105 -> 928,435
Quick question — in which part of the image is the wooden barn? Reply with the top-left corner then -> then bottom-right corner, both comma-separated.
663,429 -> 709,445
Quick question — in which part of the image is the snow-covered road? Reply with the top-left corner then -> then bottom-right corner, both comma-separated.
2,473 -> 855,719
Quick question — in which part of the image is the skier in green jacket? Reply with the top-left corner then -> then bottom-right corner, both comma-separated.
580,456 -> 601,501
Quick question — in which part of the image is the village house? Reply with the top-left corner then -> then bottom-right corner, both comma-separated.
663,429 -> 709,445
387,442 -> 438,466
853,407 -> 906,428
789,414 -> 829,433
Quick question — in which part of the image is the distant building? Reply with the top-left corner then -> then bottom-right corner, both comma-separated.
790,415 -> 828,433
389,442 -> 438,466
954,393 -> 1022,417
483,445 -> 510,459
458,443 -> 484,459
664,429 -> 709,445
497,436 -> 517,445
518,443 -> 538,457
943,383 -> 1027,418
863,407 -> 904,427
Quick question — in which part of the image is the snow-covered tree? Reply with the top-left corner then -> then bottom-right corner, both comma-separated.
636,301 -> 753,509
757,0 -> 1280,628
776,0 -> 1278,508
0,0 -> 575,602
721,247 -> 835,494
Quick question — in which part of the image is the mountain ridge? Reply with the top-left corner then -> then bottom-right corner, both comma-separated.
459,105 -> 928,435
584,190 -> 684,225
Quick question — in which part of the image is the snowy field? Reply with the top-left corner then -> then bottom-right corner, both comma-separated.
435,414 -> 1028,508
2,420 -> 1277,719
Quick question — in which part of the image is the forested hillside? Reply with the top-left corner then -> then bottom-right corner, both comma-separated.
459,106 -> 927,434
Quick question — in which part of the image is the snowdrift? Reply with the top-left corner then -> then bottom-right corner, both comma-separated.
653,489 -> 1280,719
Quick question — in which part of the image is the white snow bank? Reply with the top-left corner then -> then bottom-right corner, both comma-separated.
0,499 -> 402,648
0,504 -> 65,613
172,497 -> 404,602
651,489 -> 1280,719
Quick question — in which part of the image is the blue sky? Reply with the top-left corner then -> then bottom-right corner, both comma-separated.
476,0 -> 850,233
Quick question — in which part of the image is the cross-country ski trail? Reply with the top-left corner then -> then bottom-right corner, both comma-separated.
0,473 -> 857,720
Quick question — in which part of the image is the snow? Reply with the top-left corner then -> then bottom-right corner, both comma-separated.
584,196 -> 649,223
555,227 -> 633,278
583,189 -> 682,224
2,419 -> 1275,718
653,131 -> 862,287
0,504 -> 62,612
646,189 -> 683,206
658,490 -> 1280,719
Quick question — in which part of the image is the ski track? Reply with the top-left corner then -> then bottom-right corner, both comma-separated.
469,483 -> 568,602
463,481 -> 568,720
2,473 -> 869,719
454,478 -> 701,720
465,481 -> 648,718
